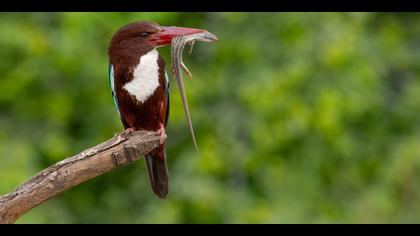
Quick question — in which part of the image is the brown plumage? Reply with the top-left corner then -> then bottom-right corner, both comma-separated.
109,22 -> 170,198
108,21 -> 217,199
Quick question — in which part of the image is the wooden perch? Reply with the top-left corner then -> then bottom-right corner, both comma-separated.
0,130 -> 164,224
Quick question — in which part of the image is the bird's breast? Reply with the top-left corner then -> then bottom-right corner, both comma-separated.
123,48 -> 160,104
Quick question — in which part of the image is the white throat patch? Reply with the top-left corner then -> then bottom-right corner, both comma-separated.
123,48 -> 160,103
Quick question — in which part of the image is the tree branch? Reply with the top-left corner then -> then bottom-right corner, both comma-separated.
0,130 -> 164,224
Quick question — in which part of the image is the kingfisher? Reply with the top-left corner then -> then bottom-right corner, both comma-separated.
108,21 -> 212,199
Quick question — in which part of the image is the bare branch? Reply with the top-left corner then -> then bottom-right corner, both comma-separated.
0,130 -> 164,224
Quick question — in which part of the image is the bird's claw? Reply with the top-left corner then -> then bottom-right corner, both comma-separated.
123,127 -> 136,135
157,124 -> 166,144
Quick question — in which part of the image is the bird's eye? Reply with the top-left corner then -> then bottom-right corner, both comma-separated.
140,32 -> 150,37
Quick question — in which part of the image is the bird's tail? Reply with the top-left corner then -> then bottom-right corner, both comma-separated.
145,145 -> 169,199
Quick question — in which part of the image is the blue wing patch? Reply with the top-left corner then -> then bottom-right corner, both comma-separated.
165,70 -> 170,126
165,70 -> 170,93
109,64 -> 121,118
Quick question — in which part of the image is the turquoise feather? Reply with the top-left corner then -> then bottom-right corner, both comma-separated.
109,64 -> 121,118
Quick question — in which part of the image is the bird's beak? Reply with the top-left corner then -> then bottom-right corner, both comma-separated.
150,26 -> 218,46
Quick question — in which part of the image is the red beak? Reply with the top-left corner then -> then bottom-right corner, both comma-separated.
150,26 -> 213,46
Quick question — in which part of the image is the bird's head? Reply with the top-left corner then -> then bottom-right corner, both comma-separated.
109,21 -> 217,62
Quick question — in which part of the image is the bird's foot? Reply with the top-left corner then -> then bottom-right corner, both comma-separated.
123,127 -> 136,135
156,124 -> 166,144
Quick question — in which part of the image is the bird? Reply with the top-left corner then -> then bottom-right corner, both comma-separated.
107,21 -> 210,199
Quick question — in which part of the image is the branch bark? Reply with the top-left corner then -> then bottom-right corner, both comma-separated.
0,130 -> 164,224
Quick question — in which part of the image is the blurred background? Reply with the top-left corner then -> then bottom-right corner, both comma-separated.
1,12 -> 420,223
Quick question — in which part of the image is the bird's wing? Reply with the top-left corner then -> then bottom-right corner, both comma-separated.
144,70 -> 171,199
109,64 -> 129,129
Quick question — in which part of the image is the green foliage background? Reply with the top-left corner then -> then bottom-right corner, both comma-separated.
1,13 -> 420,223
